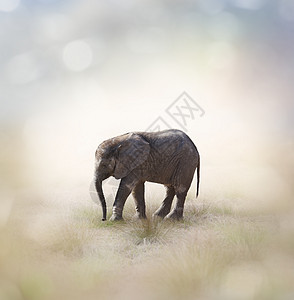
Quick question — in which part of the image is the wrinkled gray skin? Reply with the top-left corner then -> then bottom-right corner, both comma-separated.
94,129 -> 200,221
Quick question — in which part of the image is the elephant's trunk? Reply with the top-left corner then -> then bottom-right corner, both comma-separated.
95,178 -> 107,221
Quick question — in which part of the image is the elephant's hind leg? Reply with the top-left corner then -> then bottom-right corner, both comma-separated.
165,187 -> 188,220
132,181 -> 146,219
153,185 -> 175,218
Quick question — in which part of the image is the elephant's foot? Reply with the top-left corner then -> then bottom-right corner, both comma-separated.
153,207 -> 170,219
110,206 -> 124,221
152,212 -> 165,220
109,214 -> 123,221
134,212 -> 147,220
164,209 -> 183,221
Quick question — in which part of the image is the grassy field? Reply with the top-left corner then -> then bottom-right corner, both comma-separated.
1,193 -> 294,300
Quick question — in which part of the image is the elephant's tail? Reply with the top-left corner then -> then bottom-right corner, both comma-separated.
196,157 -> 200,198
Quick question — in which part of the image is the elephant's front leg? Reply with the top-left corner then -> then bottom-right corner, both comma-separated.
132,181 -> 146,219
110,178 -> 137,221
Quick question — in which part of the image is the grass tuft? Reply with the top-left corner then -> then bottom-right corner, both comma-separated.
122,218 -> 173,245
1,197 -> 293,300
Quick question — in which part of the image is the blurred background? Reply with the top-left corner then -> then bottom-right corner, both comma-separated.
1,0 -> 294,223
1,1 -> 294,300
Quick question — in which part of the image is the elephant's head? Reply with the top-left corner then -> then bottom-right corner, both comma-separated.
94,133 -> 150,220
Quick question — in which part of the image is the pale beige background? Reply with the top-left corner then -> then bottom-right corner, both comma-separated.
1,0 -> 293,221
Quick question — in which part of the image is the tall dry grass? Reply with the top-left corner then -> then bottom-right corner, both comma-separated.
0,193 -> 293,300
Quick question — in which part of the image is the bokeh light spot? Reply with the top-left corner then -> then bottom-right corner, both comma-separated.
63,40 -> 93,72
37,14 -> 72,41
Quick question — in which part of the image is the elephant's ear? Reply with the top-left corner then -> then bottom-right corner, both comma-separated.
114,134 -> 150,179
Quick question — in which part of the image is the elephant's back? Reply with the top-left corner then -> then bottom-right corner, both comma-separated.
142,129 -> 198,156
139,129 -> 198,184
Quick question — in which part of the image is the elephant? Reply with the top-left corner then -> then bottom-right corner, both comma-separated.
93,129 -> 200,221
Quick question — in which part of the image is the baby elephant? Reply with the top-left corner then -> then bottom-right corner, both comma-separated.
94,129 -> 200,221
